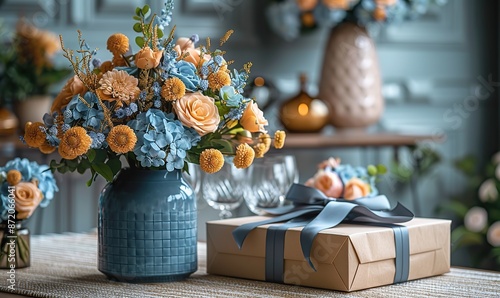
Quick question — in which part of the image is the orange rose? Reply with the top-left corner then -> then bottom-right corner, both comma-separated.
51,75 -> 87,112
297,0 -> 318,11
344,178 -> 370,200
174,37 -> 210,66
135,46 -> 162,69
240,102 -> 268,133
174,92 -> 220,136
14,181 -> 43,220
305,170 -> 343,198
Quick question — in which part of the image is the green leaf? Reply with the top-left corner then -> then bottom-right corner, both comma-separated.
133,15 -> 141,21
376,164 -> 387,175
94,149 -> 108,163
135,36 -> 145,48
367,165 -> 377,176
77,158 -> 91,175
133,22 -> 142,33
106,158 -> 122,178
141,5 -> 151,18
87,149 -> 96,163
451,226 -> 483,249
210,139 -> 235,155
135,7 -> 141,16
92,162 -> 114,182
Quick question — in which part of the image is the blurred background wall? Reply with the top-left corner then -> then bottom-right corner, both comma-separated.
0,0 -> 498,268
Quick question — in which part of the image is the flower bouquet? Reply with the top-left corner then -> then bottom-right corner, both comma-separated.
305,157 -> 386,199
0,158 -> 58,268
266,0 -> 448,41
0,19 -> 71,124
21,1 -> 286,282
22,2 -> 285,185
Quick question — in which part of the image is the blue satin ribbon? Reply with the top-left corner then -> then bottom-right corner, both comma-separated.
232,183 -> 414,282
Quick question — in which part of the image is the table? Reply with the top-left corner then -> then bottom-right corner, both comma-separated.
0,232 -> 498,298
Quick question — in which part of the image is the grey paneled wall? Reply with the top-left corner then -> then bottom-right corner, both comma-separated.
0,1 -> 497,236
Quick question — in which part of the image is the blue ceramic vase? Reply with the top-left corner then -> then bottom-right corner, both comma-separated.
98,168 -> 197,283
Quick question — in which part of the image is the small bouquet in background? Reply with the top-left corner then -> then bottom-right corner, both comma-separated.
0,158 -> 58,221
444,152 -> 500,270
305,157 -> 386,199
22,1 -> 285,185
266,0 -> 448,41
0,158 -> 58,267
0,19 -> 71,102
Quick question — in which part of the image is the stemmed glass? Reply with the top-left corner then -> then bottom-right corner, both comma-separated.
190,162 -> 246,219
244,155 -> 299,215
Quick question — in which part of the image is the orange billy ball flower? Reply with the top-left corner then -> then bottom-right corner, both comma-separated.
39,140 -> 57,154
274,130 -> 286,149
234,143 -> 255,169
199,149 -> 224,173
107,33 -> 129,56
6,170 -> 22,186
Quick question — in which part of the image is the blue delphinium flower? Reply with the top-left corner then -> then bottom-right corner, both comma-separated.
0,158 -> 59,220
170,60 -> 201,92
89,131 -> 106,149
230,69 -> 249,94
115,108 -> 126,119
151,81 -> 161,96
156,0 -> 174,30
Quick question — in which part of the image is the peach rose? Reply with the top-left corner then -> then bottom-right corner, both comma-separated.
322,0 -> 351,9
174,37 -> 211,66
487,221 -> 500,247
174,92 -> 220,136
135,46 -> 162,69
15,181 -> 43,220
297,0 -> 318,11
51,75 -> 87,112
344,178 -> 371,200
305,170 -> 343,198
240,102 -> 268,133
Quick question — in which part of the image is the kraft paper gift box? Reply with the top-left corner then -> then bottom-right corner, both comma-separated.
206,216 -> 451,292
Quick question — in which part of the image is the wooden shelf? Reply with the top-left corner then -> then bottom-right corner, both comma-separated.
282,132 -> 444,149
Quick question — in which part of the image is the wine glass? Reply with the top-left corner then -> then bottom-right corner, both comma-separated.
244,156 -> 294,215
194,162 -> 246,219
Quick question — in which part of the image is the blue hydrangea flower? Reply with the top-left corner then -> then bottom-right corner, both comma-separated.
151,81 -> 161,96
128,109 -> 200,171
89,131 -> 106,149
139,90 -> 147,101
169,60 -> 201,92
154,99 -> 162,108
214,55 -> 224,66
0,158 -> 58,220
62,92 -> 105,130
333,164 -> 378,197
313,3 -> 347,27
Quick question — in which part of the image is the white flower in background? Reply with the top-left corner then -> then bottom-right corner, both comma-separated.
464,207 -> 488,232
496,164 -> 500,181
487,221 -> 500,247
492,151 -> 500,165
478,179 -> 498,203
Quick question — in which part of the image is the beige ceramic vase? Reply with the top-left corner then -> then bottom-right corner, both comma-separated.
318,22 -> 383,130
14,95 -> 52,129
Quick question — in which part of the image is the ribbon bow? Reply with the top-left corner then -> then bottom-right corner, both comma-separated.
233,183 -> 414,270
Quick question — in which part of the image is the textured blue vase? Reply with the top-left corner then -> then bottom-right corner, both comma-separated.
98,168 -> 197,283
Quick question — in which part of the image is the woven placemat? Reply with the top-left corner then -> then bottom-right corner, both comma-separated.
0,232 -> 498,298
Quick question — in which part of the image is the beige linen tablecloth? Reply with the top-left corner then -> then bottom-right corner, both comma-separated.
0,232 -> 499,297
